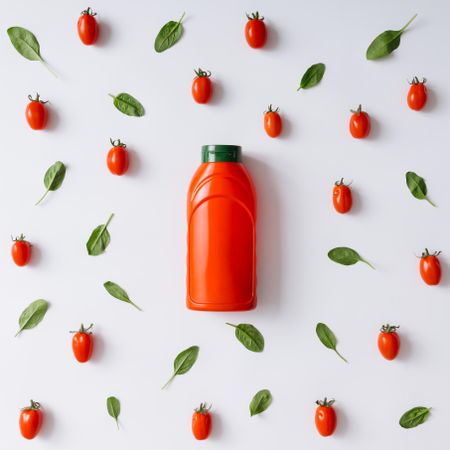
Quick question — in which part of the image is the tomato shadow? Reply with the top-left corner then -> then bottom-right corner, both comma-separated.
40,407 -> 56,439
278,113 -> 293,140
96,21 -> 112,47
348,186 -> 363,215
127,149 -> 144,176
28,243 -> 42,267
244,155 -> 283,314
46,105 -> 60,131
91,331 -> 106,363
424,87 -> 438,112
209,79 -> 225,106
334,404 -> 349,437
210,412 -> 224,440
265,24 -> 280,51
438,257 -> 450,287
397,331 -> 413,361
366,114 -> 381,141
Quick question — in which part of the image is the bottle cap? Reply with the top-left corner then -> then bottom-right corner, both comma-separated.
201,145 -> 242,163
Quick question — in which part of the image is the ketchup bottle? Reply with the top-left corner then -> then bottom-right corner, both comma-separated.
187,145 -> 257,311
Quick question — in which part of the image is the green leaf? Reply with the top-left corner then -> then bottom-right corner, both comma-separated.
297,63 -> 326,90
226,323 -> 264,352
328,247 -> 374,269
86,214 -> 114,256
162,345 -> 199,389
249,389 -> 272,416
154,12 -> 185,53
366,14 -> 417,60
35,161 -> 66,205
108,93 -> 145,117
15,299 -> 49,337
7,27 -> 57,76
106,396 -> 121,429
103,281 -> 142,311
399,406 -> 431,429
405,171 -> 436,206
316,322 -> 348,362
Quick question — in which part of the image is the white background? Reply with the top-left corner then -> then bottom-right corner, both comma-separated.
1,0 -> 449,448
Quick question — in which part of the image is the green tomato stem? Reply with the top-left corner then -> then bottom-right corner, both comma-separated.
400,14 -> 418,33
35,189 -> 49,206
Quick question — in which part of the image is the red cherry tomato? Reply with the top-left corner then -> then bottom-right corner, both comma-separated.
333,178 -> 352,214
107,139 -> 129,175
192,69 -> 213,104
71,323 -> 94,363
77,7 -> 99,45
25,93 -> 48,130
264,105 -> 282,138
192,403 -> 212,440
407,77 -> 427,111
315,398 -> 336,437
378,324 -> 400,360
245,12 -> 267,48
11,234 -> 32,267
19,400 -> 43,440
420,249 -> 441,285
349,104 -> 370,139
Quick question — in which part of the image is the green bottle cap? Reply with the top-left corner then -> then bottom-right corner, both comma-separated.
201,145 -> 242,163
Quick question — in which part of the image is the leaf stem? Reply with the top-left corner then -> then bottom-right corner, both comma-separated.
130,300 -> 143,311
161,373 -> 175,390
178,12 -> 186,24
115,418 -> 120,430
225,322 -> 237,328
400,13 -> 418,33
35,189 -> 49,206
108,93 -> 116,100
334,349 -> 348,363
360,258 -> 375,270
105,213 -> 114,228
425,197 -> 436,207
40,59 -> 58,78
14,329 -> 22,338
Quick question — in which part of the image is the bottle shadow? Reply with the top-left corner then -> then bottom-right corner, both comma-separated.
244,155 -> 283,314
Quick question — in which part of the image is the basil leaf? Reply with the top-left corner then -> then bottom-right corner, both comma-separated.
406,171 -> 436,207
162,345 -> 199,389
7,27 -> 57,76
86,214 -> 114,256
366,14 -> 417,60
316,322 -> 348,363
103,281 -> 142,311
108,93 -> 145,117
226,323 -> 264,352
297,63 -> 326,90
15,299 -> 49,337
399,406 -> 431,429
106,396 -> 121,429
249,389 -> 272,416
328,247 -> 375,269
35,161 -> 66,206
154,12 -> 185,53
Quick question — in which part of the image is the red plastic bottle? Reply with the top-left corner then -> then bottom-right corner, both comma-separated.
187,145 -> 257,311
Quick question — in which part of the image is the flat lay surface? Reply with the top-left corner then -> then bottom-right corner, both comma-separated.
1,0 -> 449,448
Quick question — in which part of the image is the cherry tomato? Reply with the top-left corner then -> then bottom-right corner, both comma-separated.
349,104 -> 370,139
25,93 -> 48,130
192,403 -> 212,440
11,234 -> 32,267
19,400 -> 43,440
71,323 -> 94,363
315,398 -> 336,437
378,324 -> 400,360
333,178 -> 352,214
407,77 -> 427,111
77,7 -> 99,45
420,249 -> 441,285
264,104 -> 282,138
245,12 -> 267,48
192,69 -> 213,104
107,138 -> 129,175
